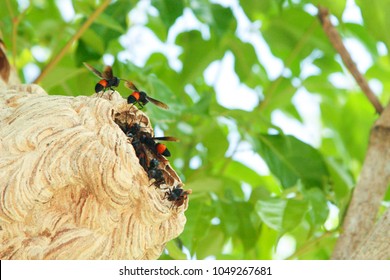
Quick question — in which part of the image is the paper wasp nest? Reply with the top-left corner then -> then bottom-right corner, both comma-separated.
0,85 -> 189,259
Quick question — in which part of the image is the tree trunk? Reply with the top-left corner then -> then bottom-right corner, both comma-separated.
0,53 -> 188,259
332,103 -> 390,259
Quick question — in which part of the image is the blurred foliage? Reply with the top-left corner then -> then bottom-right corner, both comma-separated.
1,0 -> 389,259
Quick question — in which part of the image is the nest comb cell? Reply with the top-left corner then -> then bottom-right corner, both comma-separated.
0,85 -> 191,260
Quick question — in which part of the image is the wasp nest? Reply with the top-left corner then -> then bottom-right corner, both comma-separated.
0,84 -> 189,259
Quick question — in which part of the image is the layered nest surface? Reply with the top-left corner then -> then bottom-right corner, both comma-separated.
0,85 -> 190,259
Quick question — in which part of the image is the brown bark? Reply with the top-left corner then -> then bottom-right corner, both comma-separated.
317,6 -> 383,114
332,104 -> 390,259
0,82 -> 188,259
352,209 -> 390,259
317,5 -> 389,260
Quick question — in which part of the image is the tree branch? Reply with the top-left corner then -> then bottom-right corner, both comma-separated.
352,208 -> 390,259
5,0 -> 30,68
33,0 -> 111,84
317,6 -> 384,114
331,103 -> 390,259
319,5 -> 390,260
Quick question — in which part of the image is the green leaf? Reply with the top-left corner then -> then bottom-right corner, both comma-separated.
146,15 -> 168,41
256,198 -> 284,231
151,0 -> 184,29
88,0 -> 133,47
81,28 -> 105,54
218,201 -> 259,250
180,202 -> 216,255
304,188 -> 329,227
210,4 -> 236,38
42,66 -> 85,91
202,123 -> 229,161
320,92 -> 376,163
239,0 -> 282,21
283,199 -> 309,232
344,23 -> 379,59
196,228 -> 225,259
164,241 -> 188,260
311,55 -> 343,77
262,7 -> 334,75
104,0 -> 134,30
254,134 -> 329,189
188,93 -> 213,115
176,30 -> 223,84
190,0 -> 214,25
255,197 -> 308,232
74,39 -> 101,66
257,223 -> 279,259
304,75 -> 332,94
356,0 -> 390,52
93,12 -> 126,33
228,36 -> 267,86
261,77 -> 296,116
325,157 -> 353,216
185,177 -> 223,193
222,160 -> 265,186
250,185 -> 281,203
311,0 -> 347,19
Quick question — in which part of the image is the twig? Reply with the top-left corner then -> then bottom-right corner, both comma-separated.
287,231 -> 334,260
317,6 -> 383,114
5,0 -> 31,68
33,0 -> 111,84
5,0 -> 16,67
